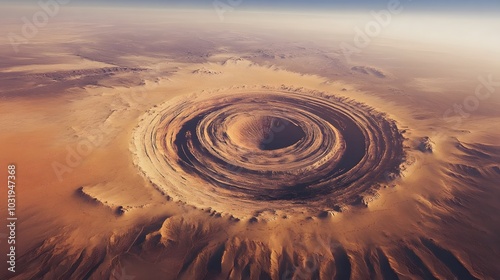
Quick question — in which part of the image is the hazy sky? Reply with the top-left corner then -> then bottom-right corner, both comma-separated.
2,0 -> 500,12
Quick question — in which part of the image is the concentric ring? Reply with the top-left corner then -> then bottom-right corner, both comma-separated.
132,88 -> 404,216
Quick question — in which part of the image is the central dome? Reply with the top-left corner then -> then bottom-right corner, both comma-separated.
225,115 -> 305,150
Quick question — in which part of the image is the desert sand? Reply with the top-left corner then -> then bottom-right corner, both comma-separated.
1,6 -> 499,280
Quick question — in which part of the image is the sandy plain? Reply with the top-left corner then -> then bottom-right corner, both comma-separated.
0,7 -> 499,280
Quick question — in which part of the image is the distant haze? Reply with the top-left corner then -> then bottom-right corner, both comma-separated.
1,0 -> 500,12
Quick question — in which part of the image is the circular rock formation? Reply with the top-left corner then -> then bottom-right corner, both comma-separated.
132,88 -> 404,217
